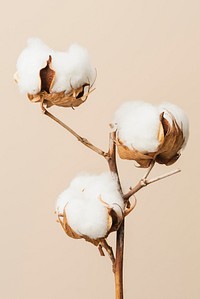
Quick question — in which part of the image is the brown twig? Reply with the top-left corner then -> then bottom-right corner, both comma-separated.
107,131 -> 124,299
101,239 -> 116,273
115,222 -> 124,299
123,168 -> 181,201
98,244 -> 105,257
142,160 -> 155,180
43,108 -> 108,158
107,132 -> 122,191
146,168 -> 181,184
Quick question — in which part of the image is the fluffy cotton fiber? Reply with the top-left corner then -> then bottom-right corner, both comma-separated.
15,38 -> 96,94
56,172 -> 124,240
52,44 -> 96,93
16,38 -> 53,94
114,101 -> 161,152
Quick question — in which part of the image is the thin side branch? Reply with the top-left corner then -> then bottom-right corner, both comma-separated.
147,168 -> 181,184
123,168 -> 181,201
101,239 -> 116,273
142,160 -> 155,180
43,109 -> 108,158
98,244 -> 105,257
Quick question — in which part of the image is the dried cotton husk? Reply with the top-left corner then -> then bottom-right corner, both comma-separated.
115,102 -> 187,167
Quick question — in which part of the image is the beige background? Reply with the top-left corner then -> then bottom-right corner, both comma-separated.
1,0 -> 200,298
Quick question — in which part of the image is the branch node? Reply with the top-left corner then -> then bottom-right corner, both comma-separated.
141,179 -> 147,186
123,168 -> 181,201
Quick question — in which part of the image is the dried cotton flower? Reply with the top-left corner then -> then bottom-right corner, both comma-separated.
55,172 -> 124,245
14,38 -> 96,110
114,101 -> 189,167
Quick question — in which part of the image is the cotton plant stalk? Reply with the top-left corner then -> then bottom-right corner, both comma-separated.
15,39 -> 189,299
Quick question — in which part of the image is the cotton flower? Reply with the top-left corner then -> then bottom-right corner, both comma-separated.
56,172 -> 124,245
113,101 -> 189,167
14,38 -> 96,110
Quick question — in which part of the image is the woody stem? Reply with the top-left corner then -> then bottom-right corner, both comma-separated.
107,131 -> 124,299
123,168 -> 181,201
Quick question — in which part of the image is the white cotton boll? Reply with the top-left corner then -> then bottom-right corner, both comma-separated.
114,101 -> 161,152
16,38 -> 53,94
66,195 -> 109,239
51,44 -> 95,93
159,102 -> 189,147
16,39 -> 95,96
56,188 -> 74,215
51,51 -> 71,93
56,172 -> 124,239
64,44 -> 96,91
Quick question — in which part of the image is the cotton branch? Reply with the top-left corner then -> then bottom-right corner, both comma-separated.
43,108 -> 108,158
106,131 -> 124,299
123,168 -> 181,201
100,240 -> 116,272
107,131 -> 122,192
43,111 -> 181,299
142,161 -> 155,180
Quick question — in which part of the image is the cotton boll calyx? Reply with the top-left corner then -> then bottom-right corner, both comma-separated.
15,38 -> 96,110
155,102 -> 189,165
56,172 -> 124,245
114,101 -> 189,167
158,102 -> 189,148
